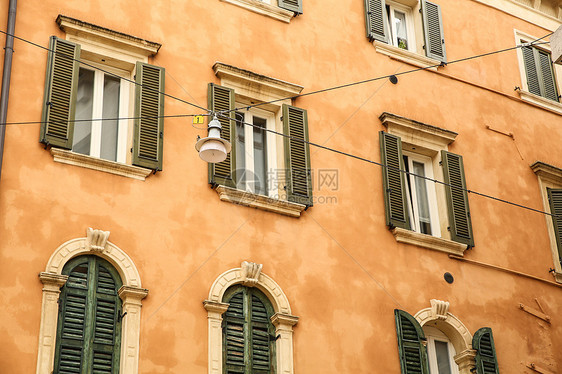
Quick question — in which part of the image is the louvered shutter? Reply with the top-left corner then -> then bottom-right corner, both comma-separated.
380,132 -> 409,230
538,49 -> 559,101
208,83 -> 236,188
473,328 -> 500,374
522,46 -> 541,96
421,0 -> 447,62
224,291 -> 246,373
54,256 -> 122,374
40,36 -> 80,149
278,0 -> 302,14
547,188 -> 562,266
394,310 -> 429,374
283,104 -> 313,206
441,151 -> 474,247
250,294 -> 271,373
364,0 -> 389,43
132,62 -> 165,171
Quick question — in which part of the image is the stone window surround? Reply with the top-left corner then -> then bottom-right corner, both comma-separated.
219,0 -> 295,23
531,161 -> 562,283
514,29 -> 562,115
380,112 -> 468,256
203,261 -> 298,374
212,62 -> 307,217
52,15 -> 162,180
414,299 -> 476,374
35,228 -> 148,374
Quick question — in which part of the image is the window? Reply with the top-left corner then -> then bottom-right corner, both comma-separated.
531,161 -> 562,283
36,228 -> 148,374
222,285 -> 276,373
425,327 -> 459,374
203,261 -> 298,374
379,112 -> 474,254
40,16 -> 164,180
208,63 -> 312,217
54,255 -> 123,373
219,0 -> 302,23
515,30 -> 562,114
364,0 -> 447,67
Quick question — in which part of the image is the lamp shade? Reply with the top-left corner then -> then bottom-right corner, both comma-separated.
198,139 -> 228,163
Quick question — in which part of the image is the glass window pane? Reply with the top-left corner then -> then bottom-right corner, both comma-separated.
412,161 -> 432,235
73,68 -> 94,155
394,10 -> 408,49
100,75 -> 120,161
435,341 -> 452,374
253,116 -> 267,196
235,112 -> 246,190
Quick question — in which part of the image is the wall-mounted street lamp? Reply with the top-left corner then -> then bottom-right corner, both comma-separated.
195,115 -> 231,163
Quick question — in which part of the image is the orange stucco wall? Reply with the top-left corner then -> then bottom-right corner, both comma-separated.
0,0 -> 561,373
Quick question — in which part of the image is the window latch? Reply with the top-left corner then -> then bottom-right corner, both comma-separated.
270,334 -> 281,341
118,311 -> 127,322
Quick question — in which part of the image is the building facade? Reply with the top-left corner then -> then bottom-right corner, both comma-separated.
0,0 -> 562,373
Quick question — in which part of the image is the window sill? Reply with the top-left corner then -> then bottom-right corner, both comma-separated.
553,271 -> 562,283
519,90 -> 562,115
219,0 -> 294,23
51,148 -> 152,181
391,227 -> 467,256
374,41 -> 441,71
215,186 -> 306,217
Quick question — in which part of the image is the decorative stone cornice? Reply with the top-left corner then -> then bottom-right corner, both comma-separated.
271,312 -> 299,327
531,161 -> 562,185
392,228 -> 467,256
86,227 -> 110,253
118,285 -> 149,301
430,299 -> 450,320
39,272 -> 68,287
241,261 -> 263,287
203,300 -> 230,314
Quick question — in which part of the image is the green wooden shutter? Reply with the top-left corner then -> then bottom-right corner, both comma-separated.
40,36 -> 80,149
54,256 -> 122,374
278,0 -> 302,14
538,49 -> 559,101
208,83 -> 236,188
380,132 -> 409,229
547,188 -> 562,266
250,294 -> 272,372
283,104 -> 313,206
224,291 -> 246,373
442,151 -> 474,247
132,62 -> 165,171
421,0 -> 447,62
522,46 -> 541,96
394,310 -> 429,374
473,328 -> 500,374
364,0 -> 389,43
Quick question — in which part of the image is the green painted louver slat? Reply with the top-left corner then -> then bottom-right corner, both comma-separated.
364,0 -> 388,43
394,310 -> 429,374
442,151 -> 474,247
278,0 -> 302,14
283,104 -> 313,206
40,36 -> 80,149
547,189 -> 562,266
538,50 -> 559,102
473,328 -> 500,374
380,132 -> 409,230
54,256 -> 122,374
208,83 -> 236,188
522,46 -> 541,96
421,0 -> 446,62
250,295 -> 271,371
133,62 -> 165,171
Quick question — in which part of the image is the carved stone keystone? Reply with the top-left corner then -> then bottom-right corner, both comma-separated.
241,261 -> 262,287
86,227 -> 110,252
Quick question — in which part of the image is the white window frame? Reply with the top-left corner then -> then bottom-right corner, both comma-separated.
403,152 -> 441,237
236,106 -> 278,197
386,1 -> 417,52
514,29 -> 562,115
425,326 -> 461,374
76,63 -> 131,164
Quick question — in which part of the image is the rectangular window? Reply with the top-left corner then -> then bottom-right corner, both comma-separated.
73,65 -> 130,163
386,1 -> 415,51
403,153 -> 441,237
521,45 -> 559,102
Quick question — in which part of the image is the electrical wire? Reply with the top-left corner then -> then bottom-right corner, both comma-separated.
218,34 -> 554,115
0,113 -> 202,126
216,111 -> 562,220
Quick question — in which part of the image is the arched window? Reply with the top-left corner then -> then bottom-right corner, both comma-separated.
222,285 -> 276,374
54,255 -> 123,373
424,326 -> 459,374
